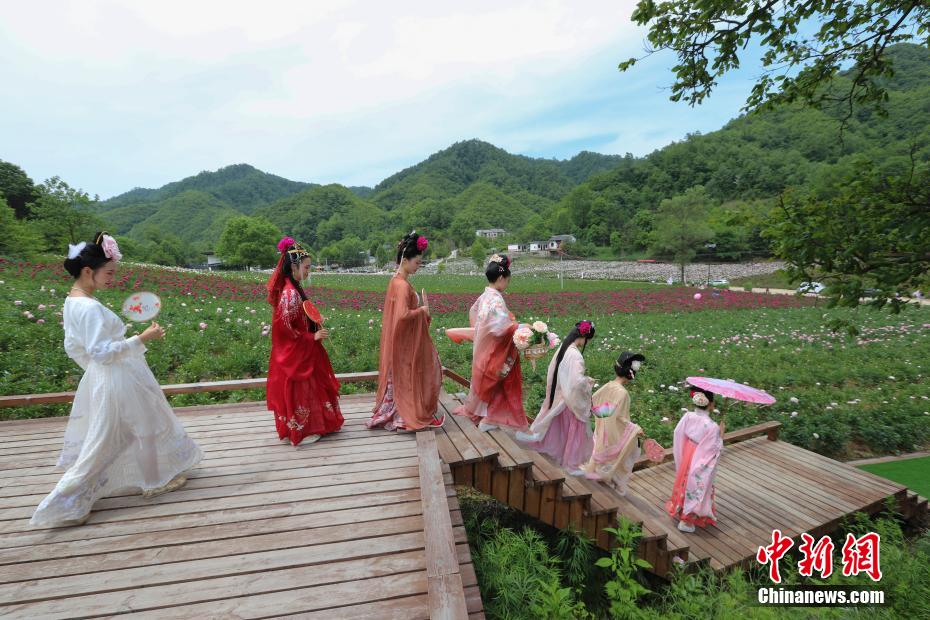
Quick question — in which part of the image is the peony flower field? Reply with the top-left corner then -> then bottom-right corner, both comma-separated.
2,258 -> 928,461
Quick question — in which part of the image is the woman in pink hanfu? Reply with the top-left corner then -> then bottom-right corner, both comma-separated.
453,254 -> 528,432
665,387 -> 724,533
515,321 -> 596,475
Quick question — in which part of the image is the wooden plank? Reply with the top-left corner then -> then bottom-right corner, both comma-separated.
435,429 -> 463,467
2,465 -> 422,513
428,573 -> 470,620
417,431 -> 469,619
491,470 -> 510,504
539,483 -> 558,526
474,460 -> 493,495
523,478 -> 541,518
0,372 -> 381,409
507,467 -> 525,511
441,412 -> 484,465
0,501 -> 424,566
0,477 -> 423,535
0,455 -> 423,508
441,367 -> 471,388
0,514 -> 426,583
275,594 -> 430,619
0,531 -> 427,605
0,436 -> 417,482
416,433 -> 461,581
0,487 -> 423,550
439,398 -> 498,462
4,564 -> 429,620
274,594 -> 429,619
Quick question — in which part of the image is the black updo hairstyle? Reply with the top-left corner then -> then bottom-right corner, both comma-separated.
485,254 -> 512,283
63,231 -> 112,279
396,231 -> 425,264
614,352 -> 646,380
547,320 -> 596,408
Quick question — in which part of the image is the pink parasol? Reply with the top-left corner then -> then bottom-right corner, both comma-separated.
686,376 -> 776,405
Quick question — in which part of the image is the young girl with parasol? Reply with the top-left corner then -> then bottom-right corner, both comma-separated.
31,233 -> 202,528
666,386 -> 724,533
266,237 -> 343,446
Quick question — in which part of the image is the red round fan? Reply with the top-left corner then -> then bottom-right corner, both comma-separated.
302,300 -> 324,325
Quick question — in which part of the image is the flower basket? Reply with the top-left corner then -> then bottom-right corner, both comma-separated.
514,321 -> 559,370
522,343 -> 550,370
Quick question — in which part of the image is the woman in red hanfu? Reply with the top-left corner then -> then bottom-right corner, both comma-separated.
367,231 -> 444,431
266,236 -> 343,445
453,254 -> 528,432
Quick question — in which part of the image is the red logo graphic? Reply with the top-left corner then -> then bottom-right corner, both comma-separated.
798,533 -> 835,579
841,532 -> 882,582
756,529 -> 794,584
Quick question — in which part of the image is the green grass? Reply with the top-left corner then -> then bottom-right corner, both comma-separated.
730,269 -> 795,290
858,456 -> 930,497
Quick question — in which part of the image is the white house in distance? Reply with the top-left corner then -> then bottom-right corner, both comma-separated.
476,228 -> 507,239
508,235 -> 577,253
547,234 -> 576,250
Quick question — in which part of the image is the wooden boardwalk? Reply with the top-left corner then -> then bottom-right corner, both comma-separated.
433,390 -> 928,577
0,394 -> 483,619
2,381 -> 927,618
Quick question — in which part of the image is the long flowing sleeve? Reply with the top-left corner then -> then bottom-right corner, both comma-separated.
394,285 -> 429,325
66,302 -> 145,369
478,292 -> 514,337
277,288 -> 307,339
558,349 -> 593,422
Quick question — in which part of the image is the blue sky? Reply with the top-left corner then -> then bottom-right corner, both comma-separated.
0,1 -> 769,198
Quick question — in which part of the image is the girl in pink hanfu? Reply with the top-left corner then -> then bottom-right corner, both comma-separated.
453,254 -> 529,432
666,387 -> 724,533
515,321 -> 596,475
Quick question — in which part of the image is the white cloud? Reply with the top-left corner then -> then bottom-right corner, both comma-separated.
0,0 -> 755,197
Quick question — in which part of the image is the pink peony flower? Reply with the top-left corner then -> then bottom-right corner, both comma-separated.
101,235 -> 122,261
513,326 -> 533,350
578,320 -> 592,335
14,300 -> 22,306
37,304 -> 46,311
416,236 -> 428,252
36,319 -> 45,325
277,236 -> 295,253
199,322 -> 208,330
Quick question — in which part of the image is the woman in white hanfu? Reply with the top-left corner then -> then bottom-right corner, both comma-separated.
30,232 -> 201,528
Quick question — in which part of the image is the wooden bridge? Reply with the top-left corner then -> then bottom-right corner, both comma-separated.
0,371 -> 926,618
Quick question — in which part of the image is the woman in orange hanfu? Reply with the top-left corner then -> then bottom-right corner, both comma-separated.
367,231 -> 444,431
266,236 -> 343,446
453,254 -> 529,432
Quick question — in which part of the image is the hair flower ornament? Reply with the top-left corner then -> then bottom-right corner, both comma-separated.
578,320 -> 593,336
416,236 -> 429,252
100,235 -> 122,261
277,236 -> 296,253
67,241 -> 87,260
